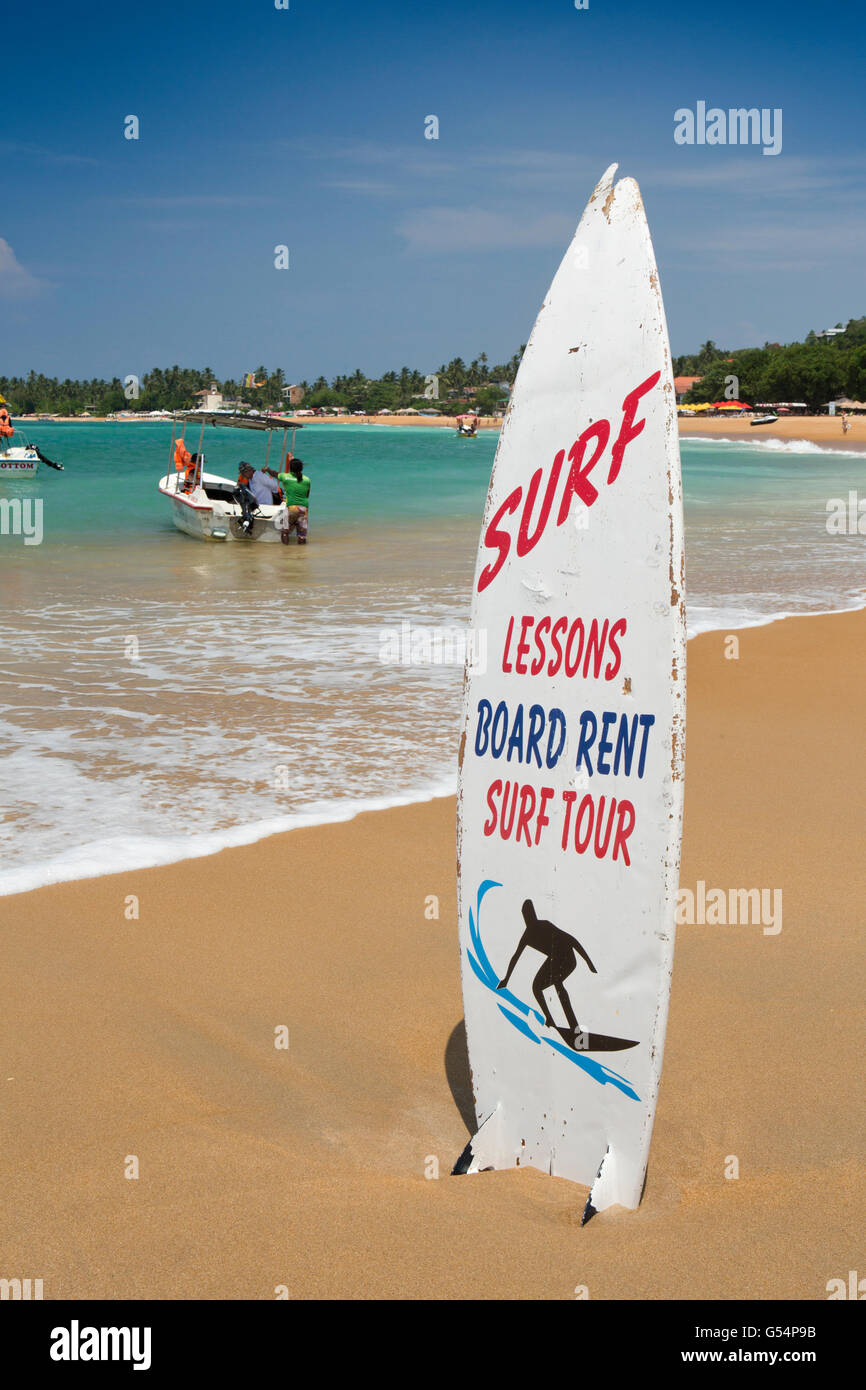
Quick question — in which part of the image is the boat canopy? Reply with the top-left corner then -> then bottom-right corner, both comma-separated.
168,410 -> 306,493
172,410 -> 305,431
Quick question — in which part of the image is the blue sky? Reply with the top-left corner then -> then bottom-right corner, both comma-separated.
1,0 -> 863,380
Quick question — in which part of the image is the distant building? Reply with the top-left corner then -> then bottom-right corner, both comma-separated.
817,327 -> 846,338
674,375 -> 702,403
195,384 -> 223,411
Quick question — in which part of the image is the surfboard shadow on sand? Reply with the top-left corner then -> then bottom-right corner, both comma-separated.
444,1020 -> 477,1135
444,1011 -> 637,1147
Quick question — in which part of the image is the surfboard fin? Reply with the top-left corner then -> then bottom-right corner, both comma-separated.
451,1106 -> 502,1175
581,1145 -> 612,1225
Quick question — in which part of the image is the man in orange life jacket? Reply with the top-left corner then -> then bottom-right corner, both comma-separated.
173,440 -> 201,493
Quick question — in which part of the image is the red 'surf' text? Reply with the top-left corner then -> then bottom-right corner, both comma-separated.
478,371 -> 660,593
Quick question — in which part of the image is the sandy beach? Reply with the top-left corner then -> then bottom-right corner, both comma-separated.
678,414 -> 866,449
2,605 -> 864,1300
301,413 -> 502,429
320,413 -> 866,446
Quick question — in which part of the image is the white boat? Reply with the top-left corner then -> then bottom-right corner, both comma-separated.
157,410 -> 304,542
0,399 -> 64,476
0,445 -> 41,477
0,434 -> 64,478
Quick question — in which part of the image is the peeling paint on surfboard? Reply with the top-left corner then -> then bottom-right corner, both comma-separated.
454,164 -> 686,1218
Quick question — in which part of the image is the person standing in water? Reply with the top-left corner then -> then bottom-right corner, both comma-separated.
277,456 -> 311,544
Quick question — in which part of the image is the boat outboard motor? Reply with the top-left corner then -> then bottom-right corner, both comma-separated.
33,445 -> 64,471
234,482 -> 260,534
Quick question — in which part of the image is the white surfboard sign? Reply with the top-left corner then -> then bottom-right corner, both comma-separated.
455,165 -> 685,1219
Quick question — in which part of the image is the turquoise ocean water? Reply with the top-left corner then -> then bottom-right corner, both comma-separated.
2,421 -> 865,894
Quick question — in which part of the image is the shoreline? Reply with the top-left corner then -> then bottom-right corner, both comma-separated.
14,412 -> 503,430
4,600 -> 866,902
3,602 -> 864,1296
0,783 -> 457,900
14,412 -> 866,448
678,414 -> 866,449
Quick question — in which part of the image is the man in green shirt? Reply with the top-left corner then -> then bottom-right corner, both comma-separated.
276,457 -> 311,544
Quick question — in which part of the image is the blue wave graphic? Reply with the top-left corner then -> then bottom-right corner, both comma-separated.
467,879 -> 545,1023
544,1037 -> 640,1101
497,1003 -> 541,1043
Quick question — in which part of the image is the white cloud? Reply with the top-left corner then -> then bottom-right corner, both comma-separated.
0,239 -> 45,298
0,140 -> 99,167
469,148 -> 599,190
320,178 -> 397,195
397,206 -> 573,253
647,153 -> 866,200
670,213 -> 866,272
121,194 -> 275,208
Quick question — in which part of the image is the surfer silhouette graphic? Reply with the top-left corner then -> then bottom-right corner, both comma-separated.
496,899 -> 597,1042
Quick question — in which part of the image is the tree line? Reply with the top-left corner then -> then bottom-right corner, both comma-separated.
0,351 -> 525,417
674,318 -> 866,408
2,321 -> 863,416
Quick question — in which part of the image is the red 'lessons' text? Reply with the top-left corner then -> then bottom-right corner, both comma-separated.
502,614 -> 626,680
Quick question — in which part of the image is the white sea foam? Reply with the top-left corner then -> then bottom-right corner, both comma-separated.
4,583 -> 859,899
683,435 -> 866,458
0,779 -> 457,897
686,595 -> 866,639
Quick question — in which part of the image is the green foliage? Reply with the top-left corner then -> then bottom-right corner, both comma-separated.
473,385 -> 509,413
674,318 -> 866,409
305,386 -> 348,408
6,321 -> 865,418
5,321 -> 863,416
